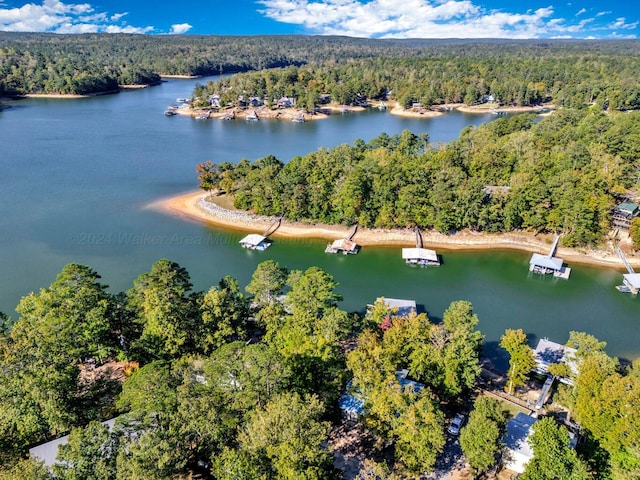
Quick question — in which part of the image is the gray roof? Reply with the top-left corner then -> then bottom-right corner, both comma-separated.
378,297 -> 417,317
30,418 -> 117,467
504,413 -> 537,461
239,234 -> 267,246
402,247 -> 438,262
534,338 -> 578,376
530,253 -> 564,271
624,273 -> 640,289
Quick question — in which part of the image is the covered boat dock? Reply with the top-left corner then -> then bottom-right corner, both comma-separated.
529,235 -> 571,279
325,224 -> 359,254
239,233 -> 270,251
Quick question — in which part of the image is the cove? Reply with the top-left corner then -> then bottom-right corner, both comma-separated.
0,76 -> 637,367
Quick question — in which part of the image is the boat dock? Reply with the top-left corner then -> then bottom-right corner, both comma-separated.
239,215 -> 281,251
615,247 -> 640,294
529,235 -> 570,279
402,226 -> 440,266
325,224 -> 359,254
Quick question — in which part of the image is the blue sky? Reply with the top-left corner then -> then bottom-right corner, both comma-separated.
0,0 -> 637,39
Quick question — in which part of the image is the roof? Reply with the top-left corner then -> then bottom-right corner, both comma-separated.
239,234 -> 267,246
30,418 -> 118,467
330,238 -> 358,252
529,253 -> 564,271
623,273 -> 640,289
534,338 -> 578,376
503,413 -> 537,473
615,202 -> 640,216
402,247 -> 438,262
377,297 -> 417,317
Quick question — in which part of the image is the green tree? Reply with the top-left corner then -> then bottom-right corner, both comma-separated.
196,160 -> 221,196
521,417 -> 590,480
127,259 -> 198,360
0,458 -> 52,480
198,275 -> 249,354
246,260 -> 289,307
500,328 -> 536,394
394,393 -> 446,475
53,421 -> 118,480
459,397 -> 508,475
630,217 -> 640,250
238,392 -> 335,479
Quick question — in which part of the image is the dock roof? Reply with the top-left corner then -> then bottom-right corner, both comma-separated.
239,234 -> 267,246
530,253 -> 563,271
377,297 -> 417,316
330,238 -> 358,252
623,273 -> 640,289
402,247 -> 438,262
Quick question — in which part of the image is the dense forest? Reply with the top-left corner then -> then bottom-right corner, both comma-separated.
2,33 -> 640,106
197,109 -> 640,247
0,260 -> 637,479
192,46 -> 640,112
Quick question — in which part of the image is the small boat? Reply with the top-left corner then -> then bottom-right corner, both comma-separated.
292,114 -> 305,123
195,110 -> 211,120
164,109 -> 177,116
246,110 -> 259,121
176,98 -> 189,103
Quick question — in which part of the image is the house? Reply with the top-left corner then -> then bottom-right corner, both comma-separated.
325,238 -> 359,254
503,413 -> 538,473
612,201 -> 640,230
339,370 -> 424,421
208,94 -> 221,108
533,338 -> 578,377
249,97 -> 263,107
276,96 -> 295,109
30,418 -> 118,467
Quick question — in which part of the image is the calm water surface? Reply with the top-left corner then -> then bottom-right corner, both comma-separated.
1,77 -> 637,367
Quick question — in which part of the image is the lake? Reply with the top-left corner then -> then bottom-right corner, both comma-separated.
1,77 -> 637,368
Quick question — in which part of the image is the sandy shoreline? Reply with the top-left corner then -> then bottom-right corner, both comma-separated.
153,190 -> 640,270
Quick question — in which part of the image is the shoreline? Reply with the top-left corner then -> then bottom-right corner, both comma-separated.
153,190 -> 640,270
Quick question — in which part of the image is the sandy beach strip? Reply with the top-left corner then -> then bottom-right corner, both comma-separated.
152,190 -> 640,269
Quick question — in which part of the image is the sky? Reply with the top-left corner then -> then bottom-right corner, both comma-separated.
0,0 -> 638,39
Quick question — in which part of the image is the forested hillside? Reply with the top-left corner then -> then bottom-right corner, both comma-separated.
197,109 -> 640,247
2,33 -> 640,106
1,261 -> 637,479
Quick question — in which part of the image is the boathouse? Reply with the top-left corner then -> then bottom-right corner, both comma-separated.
529,235 -> 570,279
402,247 -> 440,266
325,238 -> 359,254
375,297 -> 417,317
239,234 -> 270,251
621,273 -> 640,295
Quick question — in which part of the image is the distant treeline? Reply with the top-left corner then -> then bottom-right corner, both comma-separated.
193,41 -> 640,111
2,32 -> 640,106
199,109 -> 640,247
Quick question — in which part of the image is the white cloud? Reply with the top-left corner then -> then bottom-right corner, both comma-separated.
169,22 -> 192,34
258,0 -> 638,39
0,0 -> 152,33
596,11 -> 611,17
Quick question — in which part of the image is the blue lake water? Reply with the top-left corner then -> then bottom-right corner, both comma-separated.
1,77 -> 637,368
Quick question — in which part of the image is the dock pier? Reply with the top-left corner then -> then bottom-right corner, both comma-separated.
529,234 -> 570,279
401,226 -> 440,266
615,247 -> 640,294
325,224 -> 360,254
